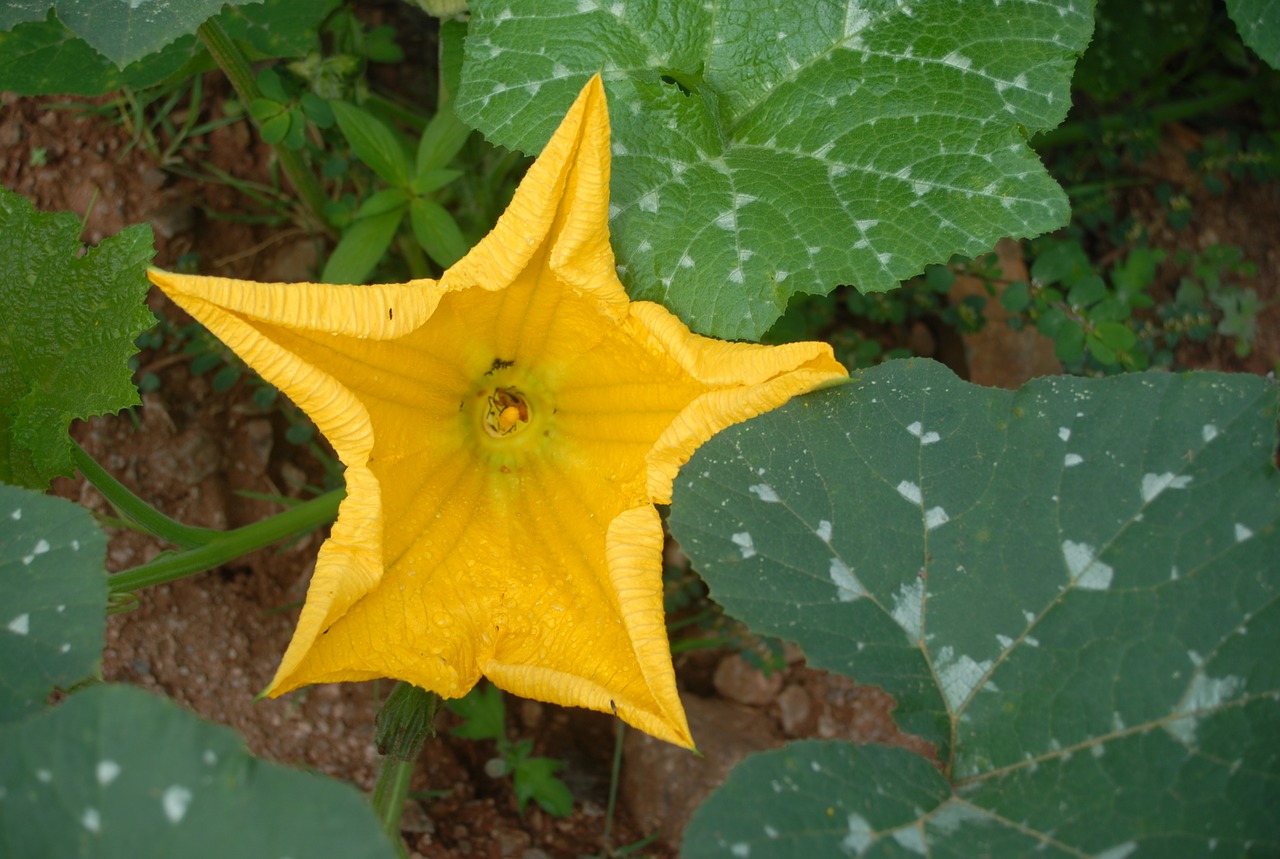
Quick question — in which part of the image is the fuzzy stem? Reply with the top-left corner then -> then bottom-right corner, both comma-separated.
372,683 -> 440,856
197,18 -> 332,232
372,755 -> 415,857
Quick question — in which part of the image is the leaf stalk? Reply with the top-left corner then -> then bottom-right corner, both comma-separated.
106,489 -> 343,594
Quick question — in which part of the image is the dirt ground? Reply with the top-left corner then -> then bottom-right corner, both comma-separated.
3,39 -> 1277,859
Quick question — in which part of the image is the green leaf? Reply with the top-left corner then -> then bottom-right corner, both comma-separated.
1085,332 -> 1118,365
1226,0 -> 1280,68
354,188 -> 412,220
0,188 -> 155,489
330,100 -> 413,188
684,742 -> 952,859
0,684 -> 397,858
0,0 -> 262,68
282,106 -> 307,150
1094,320 -> 1137,353
249,98 -> 291,144
456,0 -> 1089,340
1053,318 -> 1085,362
255,65 -> 288,101
923,265 -> 954,294
1089,297 -> 1131,323
0,0 -> 336,96
220,0 -> 338,59
321,203 -> 405,286
446,683 -> 506,741
409,198 -> 468,268
0,484 -> 106,725
669,359 -> 1280,854
1035,305 -> 1066,338
1111,246 -> 1163,296
1000,280 -> 1030,313
512,755 -> 573,816
1030,239 -> 1090,286
411,168 -> 463,196
301,92 -> 335,128
1066,274 -> 1106,308
415,108 -> 472,175
0,11 -> 196,95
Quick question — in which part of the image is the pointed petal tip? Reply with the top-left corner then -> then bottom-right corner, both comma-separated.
620,702 -> 696,750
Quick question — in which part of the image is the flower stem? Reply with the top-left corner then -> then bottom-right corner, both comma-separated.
197,18 -> 333,233
372,683 -> 440,854
372,754 -> 415,856
72,442 -> 220,548
600,720 -> 626,855
107,489 -> 343,595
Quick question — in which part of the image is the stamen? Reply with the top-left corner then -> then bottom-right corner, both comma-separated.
483,387 -> 530,438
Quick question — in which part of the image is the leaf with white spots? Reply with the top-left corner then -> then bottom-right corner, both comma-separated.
0,483 -> 106,725
672,359 -> 1280,856
686,742 -> 954,859
456,0 -> 1091,340
0,0 -> 270,68
0,684 -> 397,857
0,0 -> 340,96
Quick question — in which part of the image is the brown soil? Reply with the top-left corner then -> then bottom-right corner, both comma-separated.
3,44 -> 1276,859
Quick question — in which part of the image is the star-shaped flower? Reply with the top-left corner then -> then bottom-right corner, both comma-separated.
149,75 -> 846,748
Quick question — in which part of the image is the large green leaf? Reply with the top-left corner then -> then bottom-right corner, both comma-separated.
0,0 -> 337,96
0,684 -> 397,858
0,0 -> 261,67
0,189 -> 155,489
1227,0 -> 1280,68
456,0 -> 1092,340
0,484 -> 106,726
670,360 -> 1280,855
684,742 -> 955,858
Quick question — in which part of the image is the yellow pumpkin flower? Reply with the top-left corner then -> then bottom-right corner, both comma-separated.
148,75 -> 846,748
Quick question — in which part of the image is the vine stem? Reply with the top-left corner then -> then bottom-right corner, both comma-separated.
106,489 -> 343,595
73,442 -> 221,548
197,17 -> 333,233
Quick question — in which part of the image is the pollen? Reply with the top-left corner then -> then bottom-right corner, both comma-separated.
483,387 -> 531,438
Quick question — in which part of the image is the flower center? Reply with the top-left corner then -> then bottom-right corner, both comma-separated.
482,386 -> 531,438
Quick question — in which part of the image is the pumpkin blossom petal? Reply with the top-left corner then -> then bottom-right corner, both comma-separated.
624,301 -> 846,502
442,73 -> 628,320
147,74 -> 846,749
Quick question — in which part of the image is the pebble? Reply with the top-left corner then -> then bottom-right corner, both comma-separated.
622,693 -> 782,849
495,825 -> 532,857
712,652 -> 784,706
776,684 -> 814,736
